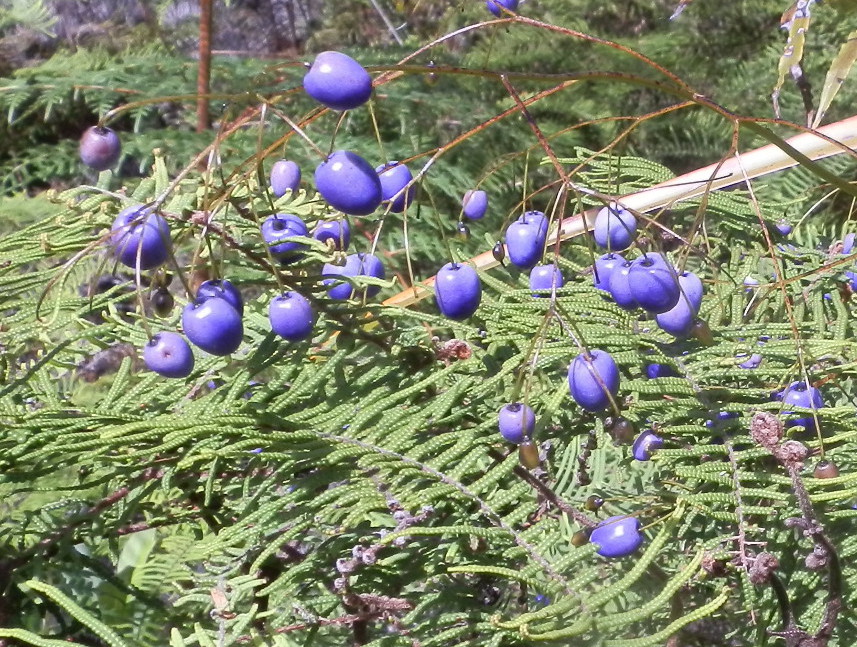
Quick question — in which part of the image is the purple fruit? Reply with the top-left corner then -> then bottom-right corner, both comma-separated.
842,233 -> 855,255
322,252 -> 385,300
269,291 -> 316,342
593,253 -> 625,291
435,262 -> 481,320
376,161 -> 415,213
143,331 -> 194,378
568,349 -> 620,412
315,150 -> 383,216
607,261 -> 638,309
462,190 -> 488,220
486,0 -> 519,16
313,218 -> 351,251
631,429 -> 663,460
739,353 -> 762,369
498,403 -> 535,444
677,271 -> 704,312
529,264 -> 564,296
506,211 -> 548,269
270,159 -> 301,197
80,126 -> 121,171
627,253 -> 680,314
261,213 -> 309,260
645,363 -> 676,379
182,297 -> 243,356
654,298 -> 695,338
197,279 -> 243,316
111,205 -> 171,270
590,515 -> 643,558
774,219 -> 792,236
303,51 -> 372,111
594,204 -> 637,251
781,381 -> 824,431
743,275 -> 760,288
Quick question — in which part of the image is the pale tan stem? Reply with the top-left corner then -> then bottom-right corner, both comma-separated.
384,115 -> 857,309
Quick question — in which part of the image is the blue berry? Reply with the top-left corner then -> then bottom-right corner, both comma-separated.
774,219 -> 792,236
376,161 -> 415,213
313,218 -> 351,251
486,0 -> 519,16
261,213 -> 309,260
627,253 -> 680,314
781,381 -> 824,431
462,190 -> 488,220
645,363 -> 676,379
322,252 -> 385,300
529,264 -> 564,296
631,429 -> 663,461
315,150 -> 383,216
568,349 -> 620,412
589,515 -> 643,558
607,261 -> 638,309
593,252 -> 625,291
270,159 -> 301,197
435,262 -> 481,320
506,211 -> 548,269
80,126 -> 121,171
498,403 -> 535,444
111,205 -> 171,270
197,279 -> 243,316
593,204 -> 637,251
269,291 -> 316,342
143,332 -> 194,378
182,297 -> 243,356
303,51 -> 372,111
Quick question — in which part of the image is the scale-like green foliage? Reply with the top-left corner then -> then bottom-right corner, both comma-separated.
2,2 -> 857,647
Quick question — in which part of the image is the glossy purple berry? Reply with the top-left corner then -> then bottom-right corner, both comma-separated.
782,381 -> 824,431
303,51 -> 372,111
607,261 -> 638,309
655,298 -> 695,338
677,271 -> 704,312
462,190 -> 488,220
739,353 -> 762,369
506,211 -> 548,269
110,205 -> 171,270
645,363 -> 676,379
143,331 -> 194,378
80,126 -> 121,171
435,262 -> 481,320
593,253 -> 624,291
322,252 -> 385,300
775,219 -> 792,236
182,297 -> 243,356
842,233 -> 855,255
270,159 -> 301,197
376,161 -> 415,213
269,291 -> 316,342
590,515 -> 643,558
627,253 -> 680,314
498,403 -> 535,444
261,213 -> 309,260
313,218 -> 351,251
197,279 -> 243,316
568,349 -> 620,412
594,204 -> 637,251
315,150 -> 383,216
486,0 -> 519,16
632,429 -> 663,461
529,264 -> 564,296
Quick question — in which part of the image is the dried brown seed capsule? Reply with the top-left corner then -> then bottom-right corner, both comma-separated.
584,495 -> 604,512
606,417 -> 635,444
492,241 -> 506,263
518,440 -> 540,469
691,320 -> 715,346
571,529 -> 591,547
150,287 -> 174,317
814,459 -> 839,479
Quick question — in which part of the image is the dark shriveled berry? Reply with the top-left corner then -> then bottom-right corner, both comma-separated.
584,495 -> 604,512
814,460 -> 839,479
518,440 -> 540,469
150,288 -> 174,317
